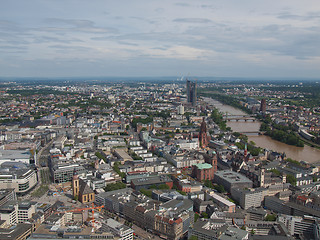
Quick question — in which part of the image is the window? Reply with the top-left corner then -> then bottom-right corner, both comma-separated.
19,182 -> 29,191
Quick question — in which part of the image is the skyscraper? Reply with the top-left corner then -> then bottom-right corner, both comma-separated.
186,79 -> 197,106
260,99 -> 266,113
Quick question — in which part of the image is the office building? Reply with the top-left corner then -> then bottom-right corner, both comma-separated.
260,99 -> 266,113
186,80 -> 197,106
214,170 -> 253,192
131,175 -> 173,191
0,162 -> 37,194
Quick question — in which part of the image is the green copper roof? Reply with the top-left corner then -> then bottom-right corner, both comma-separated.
194,163 -> 212,170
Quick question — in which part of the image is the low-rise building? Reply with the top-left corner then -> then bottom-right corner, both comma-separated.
131,175 -> 173,191
209,193 -> 236,213
102,218 -> 134,240
188,221 -> 248,240
214,170 -> 252,192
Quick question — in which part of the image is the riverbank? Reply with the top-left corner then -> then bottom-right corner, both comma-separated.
203,97 -> 320,164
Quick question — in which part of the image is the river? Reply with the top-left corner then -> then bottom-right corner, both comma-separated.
204,97 -> 320,164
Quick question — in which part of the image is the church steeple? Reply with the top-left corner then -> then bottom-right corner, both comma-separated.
199,117 -> 208,148
72,168 -> 79,199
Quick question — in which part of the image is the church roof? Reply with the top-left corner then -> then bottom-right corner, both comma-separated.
79,178 -> 94,195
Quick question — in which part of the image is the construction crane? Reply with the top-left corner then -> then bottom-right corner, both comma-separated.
58,202 -> 104,224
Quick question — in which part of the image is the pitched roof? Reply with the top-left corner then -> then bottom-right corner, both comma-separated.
79,179 -> 94,195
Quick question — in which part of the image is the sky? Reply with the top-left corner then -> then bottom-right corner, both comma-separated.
1,0 -> 320,78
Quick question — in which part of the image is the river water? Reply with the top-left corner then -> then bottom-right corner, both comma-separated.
204,98 -> 320,164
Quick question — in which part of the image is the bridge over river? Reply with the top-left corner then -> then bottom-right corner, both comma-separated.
222,114 -> 257,122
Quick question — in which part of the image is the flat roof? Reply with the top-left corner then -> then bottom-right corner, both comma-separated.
114,149 -> 133,161
215,170 -> 252,184
131,175 -> 172,186
210,193 -> 235,207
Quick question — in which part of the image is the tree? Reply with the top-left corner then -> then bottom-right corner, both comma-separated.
113,162 -> 125,178
140,189 -> 152,198
265,214 -> 277,221
105,182 -> 126,192
233,132 -> 241,137
201,212 -> 209,218
214,184 -> 226,193
194,213 -> 200,223
286,174 -> 297,186
189,236 -> 198,240
204,180 -> 214,189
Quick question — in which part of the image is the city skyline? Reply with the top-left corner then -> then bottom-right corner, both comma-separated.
1,0 -> 320,78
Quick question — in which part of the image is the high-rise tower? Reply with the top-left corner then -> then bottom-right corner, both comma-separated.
186,79 -> 197,106
260,99 -> 266,113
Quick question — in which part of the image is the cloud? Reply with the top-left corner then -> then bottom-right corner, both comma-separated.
142,45 -> 213,60
41,18 -> 118,34
175,3 -> 190,7
173,18 -> 212,24
278,11 -> 320,21
1,0 -> 320,78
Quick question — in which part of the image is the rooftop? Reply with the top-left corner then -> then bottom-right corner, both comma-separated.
215,170 -> 252,184
194,163 -> 212,170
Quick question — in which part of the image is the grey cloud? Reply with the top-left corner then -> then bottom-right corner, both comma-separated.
48,45 -> 93,51
129,16 -> 156,25
117,41 -> 139,46
33,36 -> 83,44
0,46 -> 27,50
278,11 -> 320,21
41,18 -> 118,34
0,20 -> 23,32
200,4 -> 216,10
154,8 -> 164,14
175,3 -> 190,7
173,18 -> 212,23
182,23 -> 320,60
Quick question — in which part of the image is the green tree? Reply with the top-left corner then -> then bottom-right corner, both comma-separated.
201,212 -> 209,218
113,162 -> 125,178
265,214 -> 277,221
105,182 -> 126,192
214,184 -> 226,193
204,180 -> 214,188
194,213 -> 200,223
189,236 -> 198,240
140,189 -> 152,198
286,174 -> 297,186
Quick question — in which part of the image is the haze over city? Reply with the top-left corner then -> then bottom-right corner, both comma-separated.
1,0 -> 320,78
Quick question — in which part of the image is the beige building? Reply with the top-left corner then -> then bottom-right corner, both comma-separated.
0,162 -> 37,194
0,201 -> 36,226
72,175 -> 95,203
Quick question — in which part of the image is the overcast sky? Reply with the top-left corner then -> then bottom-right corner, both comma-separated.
1,0 -> 320,78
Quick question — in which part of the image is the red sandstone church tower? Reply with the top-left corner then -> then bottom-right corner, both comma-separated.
199,118 -> 208,148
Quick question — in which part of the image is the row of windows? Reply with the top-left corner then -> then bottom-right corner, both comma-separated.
19,181 -> 30,191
